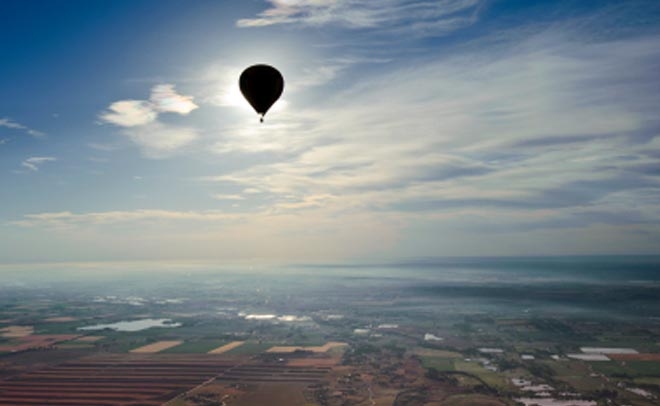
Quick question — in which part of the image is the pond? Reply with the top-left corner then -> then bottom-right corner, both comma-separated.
77,318 -> 181,332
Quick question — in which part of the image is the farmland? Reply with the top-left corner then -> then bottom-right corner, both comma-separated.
131,340 -> 185,353
266,341 -> 348,353
208,341 -> 244,354
1,258 -> 660,405
0,352 -> 337,405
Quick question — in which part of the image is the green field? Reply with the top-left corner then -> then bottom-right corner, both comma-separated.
591,361 -> 660,378
453,360 -> 507,389
421,356 -> 455,371
56,342 -> 95,349
543,360 -> 609,391
634,377 -> 660,386
33,322 -> 81,335
101,335 -> 165,353
546,360 -> 588,375
441,394 -> 506,406
560,375 -> 604,391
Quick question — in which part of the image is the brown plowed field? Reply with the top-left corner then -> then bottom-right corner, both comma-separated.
0,334 -> 79,352
0,354 -> 332,405
0,355 -> 237,405
286,357 -> 340,367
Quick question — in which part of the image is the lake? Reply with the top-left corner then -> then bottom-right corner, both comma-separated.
77,318 -> 181,332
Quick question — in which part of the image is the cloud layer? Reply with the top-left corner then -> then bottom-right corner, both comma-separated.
204,28 -> 660,248
5,2 -> 660,261
23,29 -> 660,255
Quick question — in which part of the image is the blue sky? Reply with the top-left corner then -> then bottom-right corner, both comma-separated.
1,0 -> 660,264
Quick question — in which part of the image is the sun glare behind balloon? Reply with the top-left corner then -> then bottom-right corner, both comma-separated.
218,70 -> 254,112
216,68 -> 288,118
219,74 -> 287,113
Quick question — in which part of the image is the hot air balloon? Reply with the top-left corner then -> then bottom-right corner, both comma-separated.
239,64 -> 284,123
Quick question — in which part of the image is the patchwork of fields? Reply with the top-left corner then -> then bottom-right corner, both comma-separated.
0,354 -> 332,405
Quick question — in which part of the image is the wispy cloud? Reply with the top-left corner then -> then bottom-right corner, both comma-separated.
207,28 -> 660,235
99,84 -> 199,156
21,156 -> 56,172
13,209 -> 236,228
237,0 -> 482,37
211,194 -> 245,201
121,122 -> 198,158
0,117 -> 45,137
88,142 -> 121,152
9,208 -> 398,260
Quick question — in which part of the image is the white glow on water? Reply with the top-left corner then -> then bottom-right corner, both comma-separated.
77,318 -> 181,332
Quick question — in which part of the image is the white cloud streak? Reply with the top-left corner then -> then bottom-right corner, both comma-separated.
13,209 -> 236,228
211,194 -> 245,201
9,208 -> 399,261
237,0 -> 482,37
21,156 -> 56,172
0,117 -> 45,137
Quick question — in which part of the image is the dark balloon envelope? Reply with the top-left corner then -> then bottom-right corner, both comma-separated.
239,64 -> 284,122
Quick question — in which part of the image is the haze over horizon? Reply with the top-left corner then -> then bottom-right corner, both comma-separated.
2,0 -> 660,264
